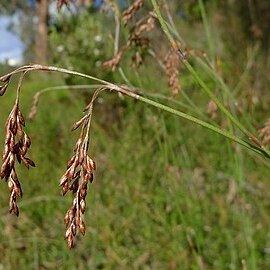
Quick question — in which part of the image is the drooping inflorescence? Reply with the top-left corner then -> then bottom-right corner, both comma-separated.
59,111 -> 96,248
0,65 -> 140,249
0,73 -> 35,216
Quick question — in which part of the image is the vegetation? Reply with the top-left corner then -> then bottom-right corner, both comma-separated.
1,0 -> 270,269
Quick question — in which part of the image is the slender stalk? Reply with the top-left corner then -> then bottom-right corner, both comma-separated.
2,64 -> 270,159
150,0 -> 270,157
136,95 -> 269,158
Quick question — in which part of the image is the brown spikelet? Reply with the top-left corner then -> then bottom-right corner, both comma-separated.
122,0 -> 144,25
1,103 -> 34,216
60,103 -> 96,248
164,49 -> 181,96
28,93 -> 41,121
103,46 -> 127,71
258,118 -> 270,146
132,17 -> 155,37
0,83 -> 9,96
0,75 -> 11,96
103,15 -> 155,72
0,71 -> 35,217
207,100 -> 218,120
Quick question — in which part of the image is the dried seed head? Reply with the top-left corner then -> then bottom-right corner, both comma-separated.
80,199 -> 86,213
67,236 -> 74,249
1,94 -> 35,218
7,180 -> 14,192
122,0 -> 144,25
0,83 -> 8,96
103,48 -> 126,72
79,219 -> 86,235
18,111 -> 25,126
164,49 -> 181,96
258,118 -> 270,146
28,93 -> 41,121
60,95 -> 99,248
207,100 -> 218,120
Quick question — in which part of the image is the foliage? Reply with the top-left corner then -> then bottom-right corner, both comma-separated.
49,8 -> 115,84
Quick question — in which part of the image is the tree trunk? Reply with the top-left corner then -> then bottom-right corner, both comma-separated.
35,0 -> 48,64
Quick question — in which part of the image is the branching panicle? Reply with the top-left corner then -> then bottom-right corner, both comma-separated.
1,76 -> 35,216
164,49 -> 181,96
122,0 -> 144,25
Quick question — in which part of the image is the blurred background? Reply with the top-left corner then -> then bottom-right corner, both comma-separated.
1,0 -> 270,269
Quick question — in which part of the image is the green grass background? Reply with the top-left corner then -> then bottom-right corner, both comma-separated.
0,70 -> 270,270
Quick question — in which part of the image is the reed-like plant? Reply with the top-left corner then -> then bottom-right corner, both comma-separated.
0,0 -> 269,249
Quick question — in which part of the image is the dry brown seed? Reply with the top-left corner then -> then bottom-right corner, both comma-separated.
14,185 -> 23,198
69,207 -> 75,220
88,157 -> 96,170
62,183 -> 69,196
11,169 -> 17,180
13,205 -> 19,216
122,0 -> 144,25
24,157 -> 35,167
24,133 -> 31,148
80,200 -> 86,213
21,157 -> 29,169
59,175 -> 68,187
64,213 -> 70,227
75,212 -> 80,226
9,155 -> 15,169
71,223 -> 76,236
79,220 -> 86,235
65,227 -> 71,239
67,237 -> 73,249
2,144 -> 9,160
71,118 -> 85,131
164,49 -> 181,96
18,111 -> 25,126
7,180 -> 14,192
69,179 -> 79,194
67,155 -> 76,169
0,83 -> 8,96
9,135 -> 15,152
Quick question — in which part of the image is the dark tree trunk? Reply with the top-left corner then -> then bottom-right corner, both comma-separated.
35,0 -> 48,64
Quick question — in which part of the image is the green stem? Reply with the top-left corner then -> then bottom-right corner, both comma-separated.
198,0 -> 214,61
151,0 -> 247,134
3,64 -> 270,159
136,95 -> 269,158
183,60 -> 248,134
151,0 -> 270,158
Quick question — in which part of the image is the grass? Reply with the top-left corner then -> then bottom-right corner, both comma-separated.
1,1 -> 270,269
0,68 -> 270,269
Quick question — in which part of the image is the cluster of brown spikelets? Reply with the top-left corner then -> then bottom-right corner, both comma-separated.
164,49 -> 181,96
0,74 -> 35,217
103,15 -> 155,71
59,107 -> 96,248
122,0 -> 144,25
0,69 -> 98,249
